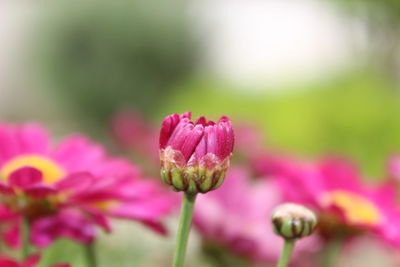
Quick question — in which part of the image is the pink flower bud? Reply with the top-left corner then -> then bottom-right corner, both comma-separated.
159,112 -> 234,193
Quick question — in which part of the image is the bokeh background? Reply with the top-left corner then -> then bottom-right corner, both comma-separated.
0,0 -> 400,266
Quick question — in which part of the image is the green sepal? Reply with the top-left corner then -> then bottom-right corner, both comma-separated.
211,170 -> 226,190
160,169 -> 168,185
199,167 -> 212,193
171,168 -> 184,191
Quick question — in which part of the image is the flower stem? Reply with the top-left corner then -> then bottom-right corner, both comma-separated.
84,242 -> 97,267
321,238 -> 342,267
276,239 -> 295,267
21,217 -> 30,260
172,192 -> 197,267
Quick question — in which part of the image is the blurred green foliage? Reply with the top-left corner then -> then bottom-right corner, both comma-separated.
162,70 -> 400,177
330,0 -> 400,79
32,0 -> 400,177
34,0 -> 194,131
333,0 -> 400,22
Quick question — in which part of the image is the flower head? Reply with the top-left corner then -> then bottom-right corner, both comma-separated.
0,123 -> 176,246
159,112 -> 234,194
194,166 -> 319,263
259,156 -> 400,246
271,203 -> 317,240
0,254 -> 70,267
111,110 -> 159,165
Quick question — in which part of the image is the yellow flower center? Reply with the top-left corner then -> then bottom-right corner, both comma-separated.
321,190 -> 382,226
1,155 -> 65,184
93,200 -> 119,211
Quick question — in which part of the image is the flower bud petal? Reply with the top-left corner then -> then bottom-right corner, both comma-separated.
159,112 -> 234,194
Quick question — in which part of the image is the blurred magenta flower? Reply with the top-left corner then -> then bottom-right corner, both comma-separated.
0,205 -> 20,248
387,155 -> 400,181
31,209 -> 95,246
0,123 -> 177,246
0,254 -> 70,267
111,110 -> 159,165
233,123 -> 265,161
259,156 -> 400,247
194,166 -> 319,264
159,112 -> 234,193
0,254 -> 40,267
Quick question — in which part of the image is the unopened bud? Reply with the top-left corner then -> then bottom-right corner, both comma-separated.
159,112 -> 234,194
271,203 -> 317,240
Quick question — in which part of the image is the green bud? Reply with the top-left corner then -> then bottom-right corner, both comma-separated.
160,147 -> 230,194
271,203 -> 317,240
160,165 -> 229,194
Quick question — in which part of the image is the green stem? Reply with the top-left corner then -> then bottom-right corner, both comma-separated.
21,217 -> 30,260
321,238 -> 342,267
84,242 -> 97,267
202,240 -> 250,267
276,239 -> 295,267
172,192 -> 197,267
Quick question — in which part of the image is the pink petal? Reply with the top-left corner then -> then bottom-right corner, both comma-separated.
0,124 -> 19,164
52,264 -> 71,267
179,124 -> 204,162
108,205 -> 168,234
194,131 -> 207,160
91,213 -> 111,233
223,119 -> 234,157
25,184 -> 56,198
159,112 -> 191,149
0,181 -> 14,195
31,212 -> 95,247
0,257 -> 19,267
216,123 -> 228,159
166,119 -> 192,149
195,116 -> 206,126
9,167 -> 43,189
319,158 -> 362,191
90,159 -> 139,178
52,136 -> 105,172
205,125 -> 217,155
388,155 -> 400,181
219,116 -> 229,123
180,111 -> 192,119
55,172 -> 94,192
141,220 -> 167,235
4,220 -> 20,248
216,117 -> 234,160
23,254 -> 41,267
111,111 -> 152,147
81,208 -> 112,232
15,124 -> 50,155
159,113 -> 181,149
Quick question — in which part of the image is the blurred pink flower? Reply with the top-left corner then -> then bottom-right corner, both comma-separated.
0,254 -> 40,267
111,111 -> 159,164
0,254 -> 70,267
0,205 -> 20,248
194,166 -> 319,264
252,152 -> 295,178
258,156 -> 400,247
387,155 -> 400,181
0,123 -> 177,247
233,123 -> 265,160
